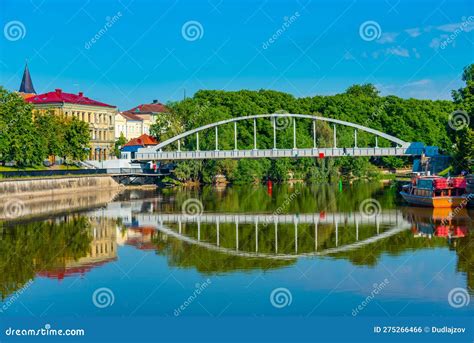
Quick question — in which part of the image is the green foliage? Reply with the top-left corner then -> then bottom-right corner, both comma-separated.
0,217 -> 92,299
0,87 -> 91,167
154,83 -> 459,183
35,111 -> 66,157
114,132 -> 127,158
63,117 -> 90,161
0,88 -> 43,167
451,63 -> 474,172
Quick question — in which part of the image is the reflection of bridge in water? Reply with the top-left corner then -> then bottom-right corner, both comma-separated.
93,207 -> 411,259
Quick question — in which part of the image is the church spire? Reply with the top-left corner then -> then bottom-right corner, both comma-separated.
19,62 -> 36,94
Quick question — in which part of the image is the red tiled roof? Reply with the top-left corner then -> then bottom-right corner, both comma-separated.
123,134 -> 158,147
26,89 -> 115,108
126,102 -> 168,114
120,112 -> 144,121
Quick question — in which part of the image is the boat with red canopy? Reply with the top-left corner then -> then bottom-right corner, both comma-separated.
400,175 -> 472,208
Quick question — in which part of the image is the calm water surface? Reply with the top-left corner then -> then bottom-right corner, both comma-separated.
1,183 -> 472,318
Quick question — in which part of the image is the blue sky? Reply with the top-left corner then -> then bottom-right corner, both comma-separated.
0,0 -> 473,110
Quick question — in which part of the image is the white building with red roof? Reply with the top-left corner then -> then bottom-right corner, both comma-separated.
115,100 -> 169,140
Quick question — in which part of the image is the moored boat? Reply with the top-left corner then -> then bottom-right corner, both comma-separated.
400,175 -> 472,208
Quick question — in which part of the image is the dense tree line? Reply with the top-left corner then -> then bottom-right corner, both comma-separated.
0,88 -> 90,167
151,65 -> 473,183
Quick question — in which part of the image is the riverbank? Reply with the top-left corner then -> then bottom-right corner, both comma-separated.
0,176 -> 123,220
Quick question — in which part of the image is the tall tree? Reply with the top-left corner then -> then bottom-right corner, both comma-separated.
63,117 -> 90,161
0,87 -> 44,167
452,64 -> 474,172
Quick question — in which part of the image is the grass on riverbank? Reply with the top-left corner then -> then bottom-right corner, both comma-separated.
0,165 -> 81,172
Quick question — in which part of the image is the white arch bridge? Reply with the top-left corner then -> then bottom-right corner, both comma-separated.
136,114 -> 426,161
123,211 -> 411,259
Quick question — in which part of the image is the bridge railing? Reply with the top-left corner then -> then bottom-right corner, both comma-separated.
135,114 -> 426,161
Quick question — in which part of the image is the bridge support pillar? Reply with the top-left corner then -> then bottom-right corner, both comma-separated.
314,219 -> 318,251
253,118 -> 257,150
356,219 -> 359,241
198,219 -> 201,241
255,219 -> 258,252
313,120 -> 317,149
215,126 -> 219,151
235,217 -> 239,251
273,116 -> 277,149
274,221 -> 278,254
293,118 -> 297,149
294,220 -> 298,254
333,124 -> 337,148
234,121 -> 238,150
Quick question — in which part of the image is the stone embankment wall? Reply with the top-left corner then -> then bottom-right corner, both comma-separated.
0,176 -> 122,220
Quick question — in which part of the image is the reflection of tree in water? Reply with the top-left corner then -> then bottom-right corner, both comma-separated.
152,231 -> 295,273
331,230 -> 447,266
148,221 -> 398,272
157,182 -> 395,214
452,232 -> 474,293
0,217 -> 92,299
333,208 -> 473,280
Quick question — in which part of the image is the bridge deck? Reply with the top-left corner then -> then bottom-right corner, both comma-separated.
136,147 -> 423,161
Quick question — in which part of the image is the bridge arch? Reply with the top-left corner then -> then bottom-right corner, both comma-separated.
136,113 -> 421,161
152,114 -> 409,151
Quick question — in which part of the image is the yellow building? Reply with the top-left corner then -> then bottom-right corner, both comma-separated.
115,100 -> 168,140
115,112 -> 151,140
27,89 -> 117,160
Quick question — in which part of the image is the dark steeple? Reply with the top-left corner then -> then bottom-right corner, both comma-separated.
19,62 -> 36,94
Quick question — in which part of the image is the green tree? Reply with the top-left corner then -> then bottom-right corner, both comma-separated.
35,111 -> 67,158
63,117 -> 90,161
0,87 -> 44,167
114,132 -> 127,158
452,63 -> 474,172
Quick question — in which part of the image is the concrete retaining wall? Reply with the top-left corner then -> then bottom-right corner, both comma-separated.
0,176 -> 123,220
0,175 -> 121,199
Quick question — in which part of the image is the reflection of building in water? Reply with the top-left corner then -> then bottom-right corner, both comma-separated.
38,218 -> 117,280
403,207 -> 471,240
116,226 -> 159,251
